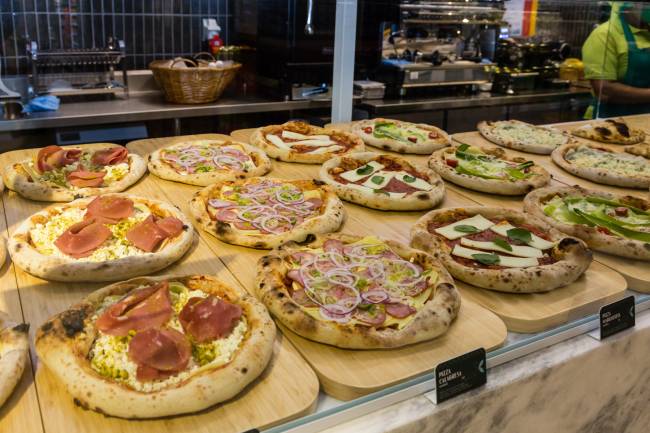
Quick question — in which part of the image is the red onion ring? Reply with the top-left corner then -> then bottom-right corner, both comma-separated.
361,290 -> 389,304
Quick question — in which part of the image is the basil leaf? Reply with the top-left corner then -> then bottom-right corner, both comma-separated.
403,174 -> 416,183
472,253 -> 500,265
507,227 -> 532,244
356,165 -> 373,175
371,175 -> 385,185
454,224 -> 479,233
457,143 -> 470,153
493,238 -> 513,251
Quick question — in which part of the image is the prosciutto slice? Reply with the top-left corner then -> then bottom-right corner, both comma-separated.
126,215 -> 184,252
179,296 -> 242,343
155,216 -> 184,237
67,168 -> 106,187
95,282 -> 173,336
36,145 -> 82,173
85,195 -> 134,223
92,147 -> 128,166
54,218 -> 112,258
128,328 -> 191,381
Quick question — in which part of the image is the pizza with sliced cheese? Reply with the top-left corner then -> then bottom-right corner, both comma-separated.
190,177 -> 345,249
350,118 -> 450,154
319,152 -> 445,210
250,121 -> 364,163
8,194 -> 194,282
477,119 -> 571,154
3,144 -> 146,202
0,311 -> 29,409
256,234 -> 460,349
147,139 -> 272,186
410,207 -> 592,293
571,118 -> 645,145
429,143 -> 550,195
35,275 -> 275,418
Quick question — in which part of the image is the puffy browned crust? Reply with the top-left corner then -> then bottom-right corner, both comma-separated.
319,152 -> 445,211
571,118 -> 645,145
477,120 -> 571,154
624,143 -> 650,159
3,143 -> 147,202
147,139 -> 272,186
350,118 -> 450,154
250,121 -> 365,164
0,235 -> 6,268
410,206 -> 593,293
8,194 -> 194,282
255,233 -> 460,349
429,145 -> 550,195
523,185 -> 650,261
551,143 -> 650,189
35,275 -> 276,419
189,177 -> 346,249
0,311 -> 29,408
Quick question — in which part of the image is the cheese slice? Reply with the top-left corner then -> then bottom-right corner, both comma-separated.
361,171 -> 395,189
265,134 -> 292,150
434,214 -> 495,240
394,171 -> 433,191
489,222 -> 555,250
308,145 -> 343,154
289,139 -> 337,147
340,161 -> 385,182
452,245 -> 539,268
460,238 -> 543,258
282,130 -> 330,140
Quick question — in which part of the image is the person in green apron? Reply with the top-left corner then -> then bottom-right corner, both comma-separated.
582,2 -> 650,118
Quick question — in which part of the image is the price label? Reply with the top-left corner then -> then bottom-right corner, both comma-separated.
600,296 -> 635,340
434,348 -> 487,404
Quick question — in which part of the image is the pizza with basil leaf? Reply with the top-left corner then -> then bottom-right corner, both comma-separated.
350,118 -> 450,154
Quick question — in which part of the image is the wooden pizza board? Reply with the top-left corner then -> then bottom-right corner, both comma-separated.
0,146 -> 319,433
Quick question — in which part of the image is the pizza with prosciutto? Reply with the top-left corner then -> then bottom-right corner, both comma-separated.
0,311 -> 29,408
320,152 -> 445,210
147,139 -> 272,186
250,121 -> 364,164
350,118 -> 450,154
410,207 -> 592,293
3,143 -> 146,202
8,194 -> 193,282
190,177 -> 345,249
256,234 -> 460,349
35,275 -> 275,418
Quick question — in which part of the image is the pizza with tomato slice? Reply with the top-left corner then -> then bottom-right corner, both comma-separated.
410,207 -> 592,293
250,121 -> 364,164
8,194 -> 193,282
3,143 -> 146,202
190,177 -> 345,249
256,234 -> 460,349
0,311 -> 29,409
148,139 -> 272,186
35,275 -> 275,418
350,118 -> 450,154
319,152 -> 445,210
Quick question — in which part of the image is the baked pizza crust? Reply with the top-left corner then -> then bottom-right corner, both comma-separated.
147,140 -> 272,186
250,121 -> 364,164
350,118 -> 450,154
189,177 -> 345,249
35,275 -> 276,418
3,143 -> 147,202
477,120 -> 571,154
256,233 -> 460,349
8,194 -> 194,282
0,311 -> 29,408
410,206 -> 593,293
624,143 -> 650,159
319,152 -> 445,211
524,185 -> 650,261
0,235 -> 6,268
571,118 -> 645,145
551,143 -> 650,189
429,145 -> 550,195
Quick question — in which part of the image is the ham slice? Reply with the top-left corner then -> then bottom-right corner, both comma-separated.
155,216 -> 184,237
385,302 -> 416,319
128,328 -> 191,381
126,215 -> 184,252
96,282 -> 173,336
54,218 -> 112,258
36,145 -> 82,173
85,195 -> 134,223
179,296 -> 242,343
92,147 -> 128,166
67,168 -> 106,187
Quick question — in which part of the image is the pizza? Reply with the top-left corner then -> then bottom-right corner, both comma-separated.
350,118 -> 450,154
256,234 -> 460,349
551,143 -> 650,189
477,120 -> 571,154
250,121 -> 364,164
3,144 -> 147,202
147,139 -> 272,186
319,152 -> 445,210
8,194 -> 194,282
189,177 -> 345,249
624,143 -> 650,159
429,143 -> 550,195
410,207 -> 592,293
0,311 -> 29,408
0,235 -> 5,267
571,118 -> 645,145
524,186 -> 650,260
35,275 -> 275,418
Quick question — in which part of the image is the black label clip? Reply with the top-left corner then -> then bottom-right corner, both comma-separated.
434,347 -> 487,404
599,295 -> 635,340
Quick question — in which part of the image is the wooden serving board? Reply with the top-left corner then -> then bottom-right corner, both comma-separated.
0,146 -> 319,433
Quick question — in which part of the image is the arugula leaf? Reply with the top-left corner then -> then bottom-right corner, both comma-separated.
507,227 -> 532,244
472,253 -> 500,265
456,164 -> 504,180
454,224 -> 479,233
572,208 -> 650,242
503,167 -> 528,180
493,238 -> 513,251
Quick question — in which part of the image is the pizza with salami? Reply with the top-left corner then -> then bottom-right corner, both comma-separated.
256,234 -> 460,349
250,121 -> 364,164
3,144 -> 146,201
147,139 -> 271,186
350,118 -> 450,154
190,177 -> 345,249
0,311 -> 29,408
319,152 -> 445,210
35,275 -> 275,418
8,194 -> 194,282
410,207 -> 592,293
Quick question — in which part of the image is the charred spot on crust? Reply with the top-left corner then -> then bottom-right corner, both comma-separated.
608,119 -> 630,137
558,238 -> 580,250
148,155 -> 152,161
61,309 -> 87,337
215,221 -> 230,235
254,242 -> 267,249
595,127 -> 612,137
12,323 -> 29,333
73,398 -> 88,409
40,321 -> 54,333
297,234 -> 316,245
14,243 -> 22,251
416,193 -> 429,200
74,194 -> 83,200
313,179 -> 325,186
241,367 -> 248,374
182,224 -> 189,230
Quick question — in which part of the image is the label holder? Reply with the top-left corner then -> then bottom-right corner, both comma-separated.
433,347 -> 487,404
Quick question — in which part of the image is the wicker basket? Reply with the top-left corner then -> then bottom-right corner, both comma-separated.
150,54 -> 241,104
